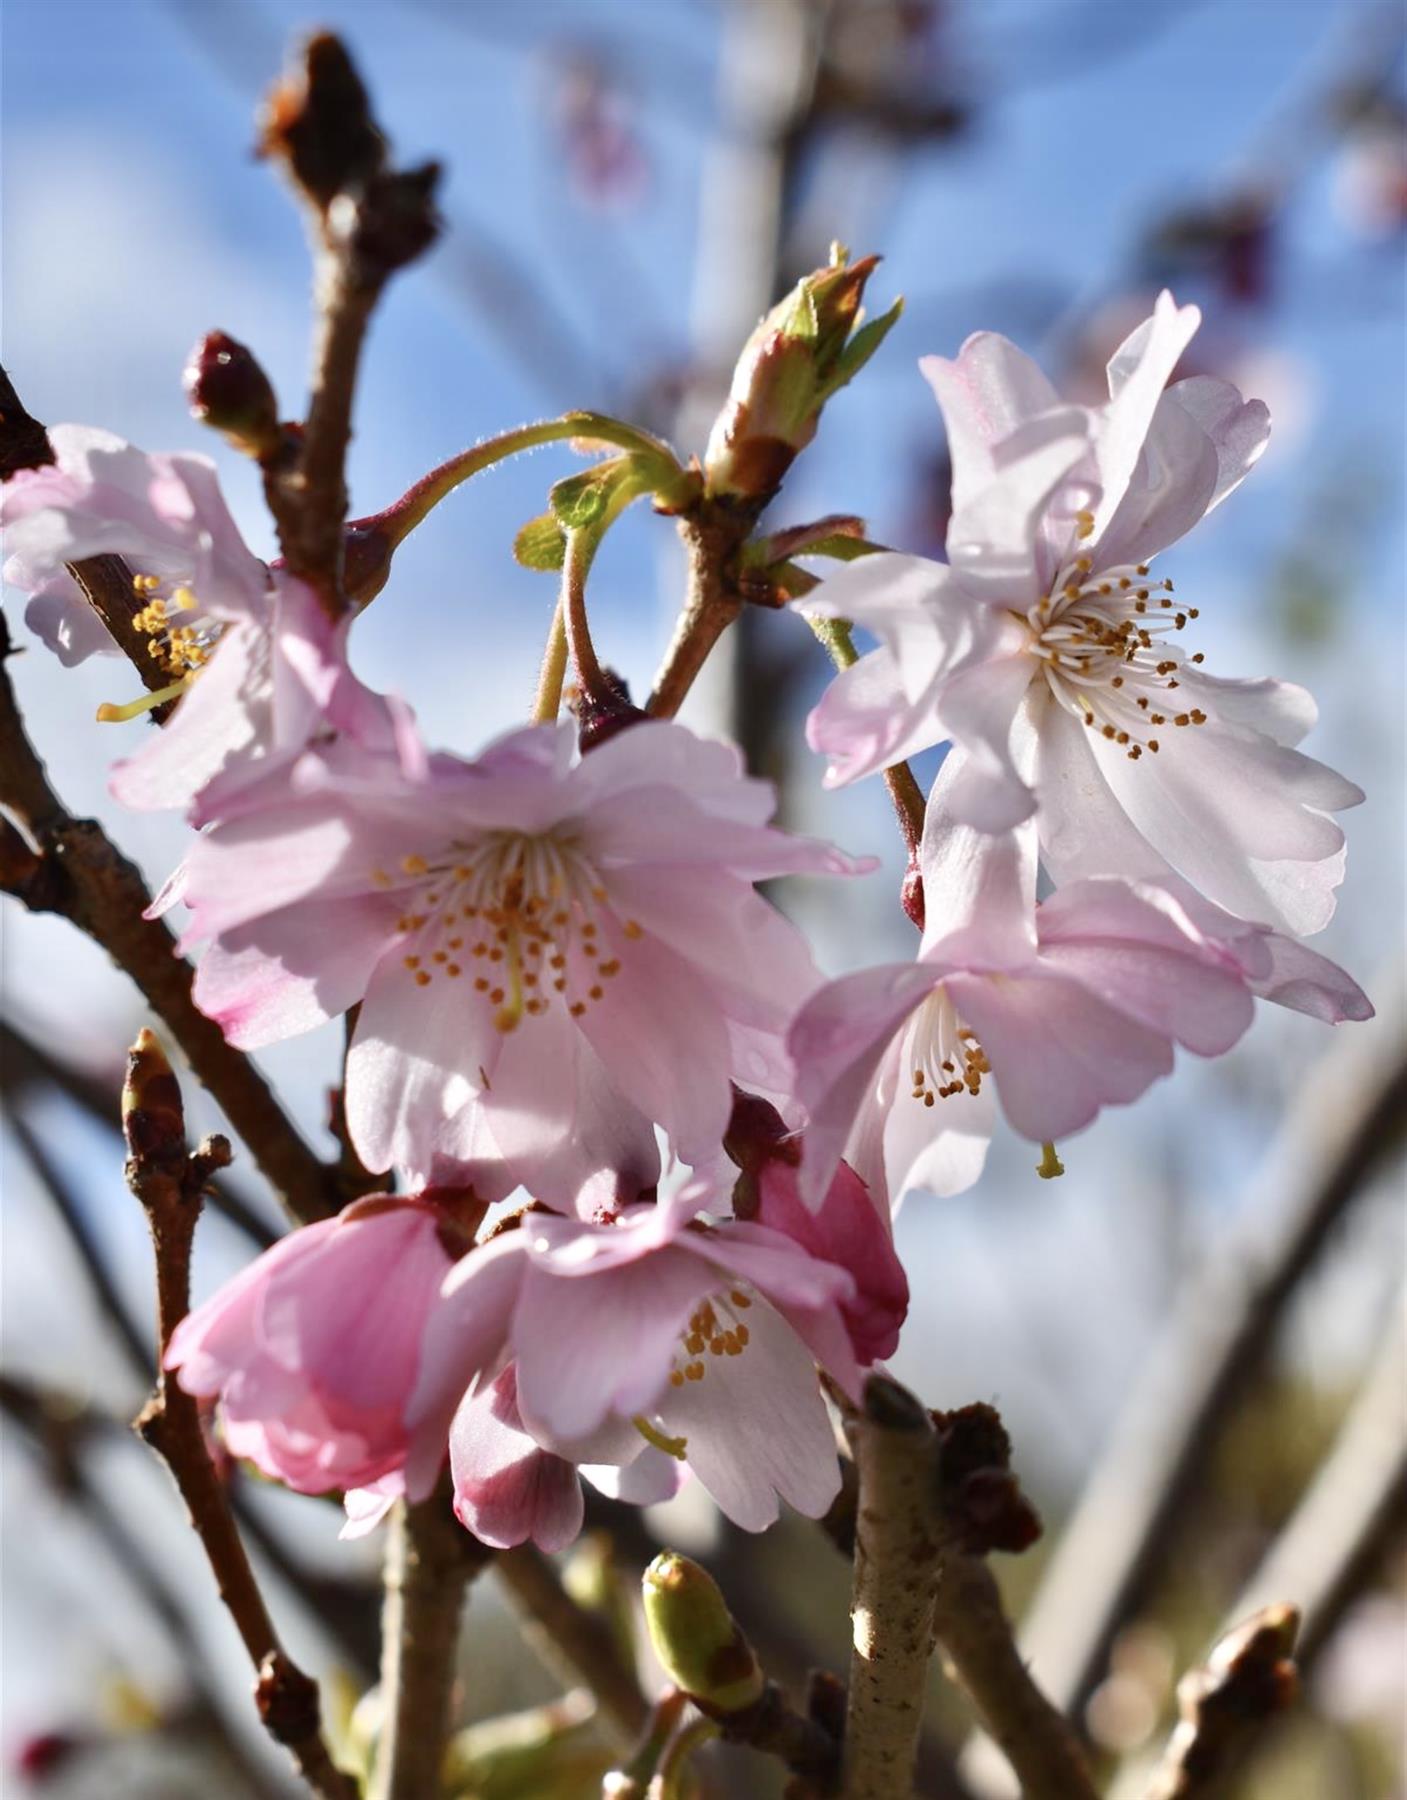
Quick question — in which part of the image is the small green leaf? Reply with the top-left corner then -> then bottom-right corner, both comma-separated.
549,466 -> 614,530
513,512 -> 567,572
820,294 -> 904,401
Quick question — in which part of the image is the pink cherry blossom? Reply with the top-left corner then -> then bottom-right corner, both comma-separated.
405,1181 -> 861,1534
163,717 -> 870,1209
789,753 -> 1368,1210
0,423 -> 396,821
165,1194 -> 456,1495
800,293 -> 1363,937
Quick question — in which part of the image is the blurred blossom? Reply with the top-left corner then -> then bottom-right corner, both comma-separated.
1332,101 -> 1407,241
1314,1588 -> 1407,1729
546,47 -> 649,212
1140,190 -> 1278,310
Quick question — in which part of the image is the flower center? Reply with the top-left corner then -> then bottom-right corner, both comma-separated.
130,572 -> 223,678
669,1289 -> 754,1388
908,987 -> 988,1105
1026,549 -> 1208,760
376,828 -> 643,1032
97,572 -> 226,723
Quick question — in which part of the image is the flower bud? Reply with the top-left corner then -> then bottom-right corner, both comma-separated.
642,1552 -> 764,1715
704,247 -> 901,503
183,332 -> 282,460
121,1028 -> 186,1174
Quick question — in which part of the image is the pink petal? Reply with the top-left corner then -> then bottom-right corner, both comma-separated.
449,1371 -> 583,1552
513,1249 -> 719,1441
946,968 -> 1176,1142
193,892 -> 398,1050
1165,375 -> 1271,514
789,961 -> 941,1207
947,416 -> 1093,610
656,1298 -> 841,1531
1091,291 -> 1202,542
920,335 -> 1064,512
919,753 -> 1038,966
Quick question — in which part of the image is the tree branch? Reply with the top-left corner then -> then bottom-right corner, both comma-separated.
838,1375 -> 945,1800
0,620 -> 337,1227
497,1544 -> 653,1749
0,1018 -> 281,1249
370,1488 -> 489,1800
120,1028 -> 356,1800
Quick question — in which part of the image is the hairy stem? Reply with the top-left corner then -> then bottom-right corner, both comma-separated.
532,599 -> 569,722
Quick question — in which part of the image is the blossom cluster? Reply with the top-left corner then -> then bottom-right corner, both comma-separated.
0,292 -> 1369,1548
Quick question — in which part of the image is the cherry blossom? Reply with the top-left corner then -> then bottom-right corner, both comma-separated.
162,717 -> 871,1209
405,1180 -> 862,1534
789,754 -> 1369,1209
0,423 -> 395,821
801,293 -> 1363,937
165,1194 -> 458,1495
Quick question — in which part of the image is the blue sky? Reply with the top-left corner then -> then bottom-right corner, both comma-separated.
2,0 -> 1403,1768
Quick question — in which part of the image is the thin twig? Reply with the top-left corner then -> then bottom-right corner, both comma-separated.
0,1018 -> 281,1248
932,1552 -> 1097,1800
369,1489 -> 488,1800
258,33 -> 441,612
1014,992 -> 1407,1723
121,1029 -> 356,1800
497,1544 -> 653,1749
0,621 -> 337,1227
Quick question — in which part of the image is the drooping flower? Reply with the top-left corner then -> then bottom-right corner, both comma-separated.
162,717 -> 871,1209
405,1180 -> 861,1534
165,1194 -> 459,1495
0,423 -> 395,821
789,753 -> 1370,1209
800,293 -> 1363,936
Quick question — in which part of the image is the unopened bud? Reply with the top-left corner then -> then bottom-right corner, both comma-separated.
704,247 -> 901,502
259,32 -> 384,211
183,333 -> 282,460
642,1552 -> 764,1715
15,1732 -> 84,1782
121,1029 -> 186,1174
